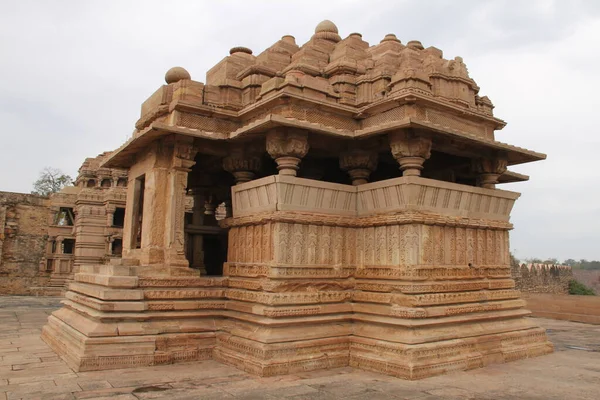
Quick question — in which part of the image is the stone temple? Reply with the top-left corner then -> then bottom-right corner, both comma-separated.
41,20 -> 553,379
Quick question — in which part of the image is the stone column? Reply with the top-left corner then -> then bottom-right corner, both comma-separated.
223,144 -> 262,184
164,137 -> 197,268
389,130 -> 432,177
473,157 -> 507,189
340,149 -> 378,185
105,205 -> 116,227
266,129 -> 309,176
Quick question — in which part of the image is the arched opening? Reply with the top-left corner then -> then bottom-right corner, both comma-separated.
86,179 -> 96,188
101,179 -> 112,188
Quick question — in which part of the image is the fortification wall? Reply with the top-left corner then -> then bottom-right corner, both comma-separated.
0,192 -> 51,295
512,263 -> 572,294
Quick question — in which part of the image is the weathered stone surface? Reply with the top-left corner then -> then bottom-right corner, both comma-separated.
2,297 -> 600,400
0,192 -> 50,295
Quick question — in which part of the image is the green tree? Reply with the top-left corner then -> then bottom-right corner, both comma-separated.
568,280 -> 596,295
31,167 -> 73,196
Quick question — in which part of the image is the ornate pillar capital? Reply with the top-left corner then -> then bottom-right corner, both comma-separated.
472,157 -> 507,189
266,129 -> 309,176
223,143 -> 263,184
339,149 -> 378,185
389,130 -> 432,177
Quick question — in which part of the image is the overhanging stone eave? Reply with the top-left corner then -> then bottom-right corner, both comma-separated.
355,118 -> 545,166
102,123 -> 228,168
498,170 -> 530,184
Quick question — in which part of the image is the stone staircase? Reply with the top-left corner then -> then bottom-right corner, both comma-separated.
31,274 -> 70,297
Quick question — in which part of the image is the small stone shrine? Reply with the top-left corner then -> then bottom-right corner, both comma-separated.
42,21 -> 552,379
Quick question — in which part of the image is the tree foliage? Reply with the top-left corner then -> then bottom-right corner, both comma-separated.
568,280 -> 596,295
31,167 -> 73,196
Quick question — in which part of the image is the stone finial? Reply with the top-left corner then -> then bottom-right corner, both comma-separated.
229,46 -> 253,55
407,40 -> 424,50
312,20 -> 341,42
381,33 -> 401,43
165,67 -> 191,84
281,35 -> 296,44
315,20 -> 338,34
389,130 -> 432,177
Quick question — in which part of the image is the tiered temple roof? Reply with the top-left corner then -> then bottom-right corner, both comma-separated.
105,20 -> 544,182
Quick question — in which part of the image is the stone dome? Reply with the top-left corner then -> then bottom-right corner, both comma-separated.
165,67 -> 191,84
315,20 -> 338,34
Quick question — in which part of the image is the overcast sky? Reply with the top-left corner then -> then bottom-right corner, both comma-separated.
1,0 -> 599,261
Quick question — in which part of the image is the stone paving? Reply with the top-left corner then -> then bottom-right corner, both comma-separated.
0,296 -> 598,400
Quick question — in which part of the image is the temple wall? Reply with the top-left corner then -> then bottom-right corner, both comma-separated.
512,263 -> 572,295
0,192 -> 50,295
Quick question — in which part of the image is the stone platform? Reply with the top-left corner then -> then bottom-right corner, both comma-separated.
41,176 -> 553,379
2,296 -> 599,400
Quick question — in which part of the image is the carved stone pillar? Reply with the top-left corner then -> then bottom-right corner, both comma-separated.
473,157 -> 507,189
389,130 -> 432,177
339,149 -> 378,185
223,144 -> 262,184
266,129 -> 309,176
105,205 -> 116,227
203,195 -> 217,226
164,138 -> 197,268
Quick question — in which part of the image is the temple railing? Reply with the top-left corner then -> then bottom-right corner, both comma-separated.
231,175 -> 519,222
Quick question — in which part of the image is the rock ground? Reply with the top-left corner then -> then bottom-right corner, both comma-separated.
0,296 -> 598,400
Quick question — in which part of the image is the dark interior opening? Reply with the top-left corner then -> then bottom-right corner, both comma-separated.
112,207 -> 125,227
117,178 -> 127,187
62,239 -> 75,254
86,179 -> 96,188
204,235 -> 228,276
101,179 -> 112,188
132,175 -> 145,249
112,238 -> 123,256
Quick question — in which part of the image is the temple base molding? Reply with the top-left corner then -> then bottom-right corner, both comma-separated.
42,177 -> 553,379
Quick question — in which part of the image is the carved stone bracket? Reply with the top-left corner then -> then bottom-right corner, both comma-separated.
223,143 -> 263,184
266,129 -> 309,176
472,157 -> 508,189
389,130 -> 432,177
339,149 -> 378,185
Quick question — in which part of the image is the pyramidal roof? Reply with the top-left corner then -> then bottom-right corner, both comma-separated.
104,21 -> 545,170
171,20 -> 492,115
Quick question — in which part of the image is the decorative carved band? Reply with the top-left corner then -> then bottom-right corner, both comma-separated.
220,210 -> 513,230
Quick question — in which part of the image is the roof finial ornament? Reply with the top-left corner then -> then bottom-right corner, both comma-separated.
165,67 -> 191,84
312,20 -> 341,42
315,20 -> 338,34
229,46 -> 253,55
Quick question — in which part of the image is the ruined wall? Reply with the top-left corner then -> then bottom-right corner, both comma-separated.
0,192 -> 50,295
512,263 -> 572,294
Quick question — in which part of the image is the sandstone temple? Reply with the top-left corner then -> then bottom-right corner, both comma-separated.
7,20 -> 557,379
